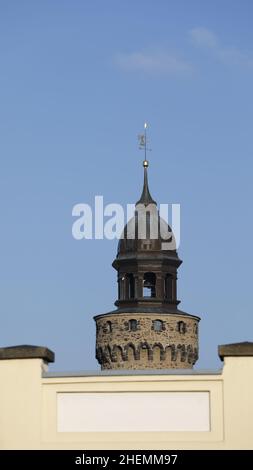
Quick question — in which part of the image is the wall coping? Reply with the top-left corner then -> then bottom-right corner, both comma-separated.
218,342 -> 253,361
0,345 -> 55,363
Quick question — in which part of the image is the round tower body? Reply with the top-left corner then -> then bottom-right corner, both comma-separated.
95,312 -> 199,370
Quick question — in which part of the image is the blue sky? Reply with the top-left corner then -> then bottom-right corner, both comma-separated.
0,1 -> 253,371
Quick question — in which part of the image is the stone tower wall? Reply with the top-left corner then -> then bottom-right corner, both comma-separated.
95,312 -> 199,370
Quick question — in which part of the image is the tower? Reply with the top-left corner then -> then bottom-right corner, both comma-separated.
94,137 -> 200,370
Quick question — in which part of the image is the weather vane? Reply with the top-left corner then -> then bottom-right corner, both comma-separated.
138,122 -> 151,167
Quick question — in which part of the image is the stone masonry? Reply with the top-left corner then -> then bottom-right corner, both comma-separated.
95,312 -> 199,370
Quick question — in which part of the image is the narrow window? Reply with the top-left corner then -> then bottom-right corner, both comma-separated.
105,321 -> 112,333
178,321 -> 186,334
153,319 -> 163,331
129,319 -> 138,331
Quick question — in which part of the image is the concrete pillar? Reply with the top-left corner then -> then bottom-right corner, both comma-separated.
218,342 -> 253,449
0,345 -> 54,450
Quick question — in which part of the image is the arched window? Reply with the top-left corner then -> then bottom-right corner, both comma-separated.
153,319 -> 163,331
105,321 -> 112,333
164,273 -> 173,299
178,321 -> 186,334
143,272 -> 156,298
126,273 -> 135,299
129,319 -> 138,331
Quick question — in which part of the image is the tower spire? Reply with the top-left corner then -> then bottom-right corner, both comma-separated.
136,122 -> 157,206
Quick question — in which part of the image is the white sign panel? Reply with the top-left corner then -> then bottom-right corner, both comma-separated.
57,391 -> 210,432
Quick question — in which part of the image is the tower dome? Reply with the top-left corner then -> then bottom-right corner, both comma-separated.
94,152 -> 200,370
117,165 -> 179,258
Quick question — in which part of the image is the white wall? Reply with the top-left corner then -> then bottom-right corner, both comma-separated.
57,391 -> 210,432
0,356 -> 253,449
